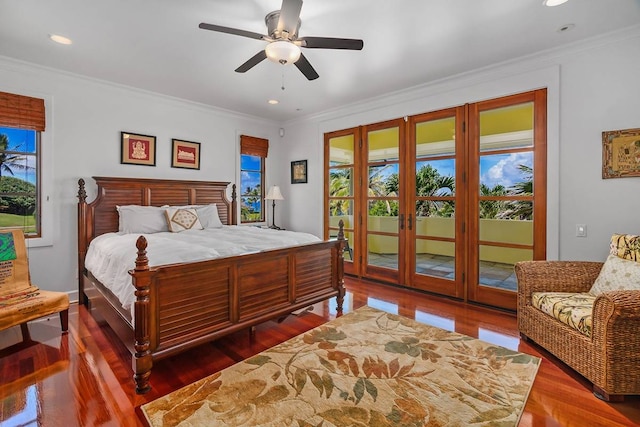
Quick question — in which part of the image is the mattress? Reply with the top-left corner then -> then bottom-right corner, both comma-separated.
84,226 -> 321,312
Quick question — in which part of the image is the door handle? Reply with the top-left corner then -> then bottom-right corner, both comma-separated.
408,214 -> 413,230
399,214 -> 404,230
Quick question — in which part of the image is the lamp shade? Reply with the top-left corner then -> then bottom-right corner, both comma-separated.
265,185 -> 284,200
265,40 -> 301,65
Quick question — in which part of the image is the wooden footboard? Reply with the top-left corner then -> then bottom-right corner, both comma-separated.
131,228 -> 345,393
77,177 -> 345,394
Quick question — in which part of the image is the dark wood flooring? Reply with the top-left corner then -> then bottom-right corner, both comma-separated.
1,277 -> 639,426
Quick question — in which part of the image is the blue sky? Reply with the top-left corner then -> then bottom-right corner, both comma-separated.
240,155 -> 262,193
0,126 -> 37,184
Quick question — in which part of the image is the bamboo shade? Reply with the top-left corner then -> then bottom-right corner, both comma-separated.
0,91 -> 46,131
240,135 -> 268,158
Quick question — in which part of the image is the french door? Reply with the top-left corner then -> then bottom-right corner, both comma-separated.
325,90 -> 547,311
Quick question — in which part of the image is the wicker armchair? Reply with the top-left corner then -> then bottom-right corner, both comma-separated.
516,260 -> 640,402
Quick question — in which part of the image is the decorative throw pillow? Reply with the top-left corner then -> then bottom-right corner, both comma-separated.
589,254 -> 640,295
164,207 -> 203,232
196,204 -> 223,229
117,205 -> 169,234
610,233 -> 640,262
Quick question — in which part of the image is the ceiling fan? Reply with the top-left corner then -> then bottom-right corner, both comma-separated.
198,0 -> 364,81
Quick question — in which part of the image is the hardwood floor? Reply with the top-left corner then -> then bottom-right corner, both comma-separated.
1,277 -> 638,426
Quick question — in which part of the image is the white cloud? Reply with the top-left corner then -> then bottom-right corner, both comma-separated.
481,152 -> 533,188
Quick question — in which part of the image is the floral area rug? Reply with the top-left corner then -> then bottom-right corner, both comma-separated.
141,306 -> 540,426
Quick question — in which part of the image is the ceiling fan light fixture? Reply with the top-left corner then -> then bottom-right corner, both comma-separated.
543,0 -> 569,6
265,40 -> 301,65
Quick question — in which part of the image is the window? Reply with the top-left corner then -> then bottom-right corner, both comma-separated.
0,91 -> 45,238
239,135 -> 268,223
0,127 -> 39,235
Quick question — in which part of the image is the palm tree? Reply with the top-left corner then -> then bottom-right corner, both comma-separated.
499,165 -> 533,220
414,164 -> 455,217
329,169 -> 352,216
479,183 -> 508,219
368,165 -> 397,216
0,134 -> 31,179
241,185 -> 262,221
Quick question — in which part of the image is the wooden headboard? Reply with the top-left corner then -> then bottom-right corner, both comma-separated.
77,177 -> 237,282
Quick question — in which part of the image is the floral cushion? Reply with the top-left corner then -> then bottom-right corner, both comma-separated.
610,233 -> 640,262
532,292 -> 595,337
589,254 -> 640,295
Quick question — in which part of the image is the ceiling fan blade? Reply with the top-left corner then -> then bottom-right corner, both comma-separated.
299,37 -> 364,50
277,0 -> 303,37
235,50 -> 267,73
294,53 -> 319,81
199,22 -> 267,41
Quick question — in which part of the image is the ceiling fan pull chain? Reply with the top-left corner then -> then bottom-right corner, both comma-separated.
282,70 -> 286,91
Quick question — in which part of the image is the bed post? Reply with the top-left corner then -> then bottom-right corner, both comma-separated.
231,184 -> 238,225
131,236 -> 153,394
77,179 -> 87,305
336,219 -> 346,316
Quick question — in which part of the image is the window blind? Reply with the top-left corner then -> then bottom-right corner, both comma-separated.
0,91 -> 46,131
240,135 -> 268,158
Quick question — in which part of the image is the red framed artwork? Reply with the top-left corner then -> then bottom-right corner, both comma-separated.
172,139 -> 201,169
121,132 -> 156,166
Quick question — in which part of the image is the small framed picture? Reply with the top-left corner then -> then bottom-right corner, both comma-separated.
602,127 -> 640,179
121,132 -> 156,166
291,159 -> 308,184
171,139 -> 201,169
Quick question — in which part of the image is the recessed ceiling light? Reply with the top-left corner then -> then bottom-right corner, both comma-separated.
49,34 -> 72,45
543,0 -> 569,6
557,23 -> 575,33
268,99 -> 279,105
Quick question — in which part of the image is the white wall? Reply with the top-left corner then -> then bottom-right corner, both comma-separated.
0,57 -> 282,300
278,26 -> 640,263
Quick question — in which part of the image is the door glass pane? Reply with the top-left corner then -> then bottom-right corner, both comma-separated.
367,201 -> 399,232
415,203 -> 455,238
415,239 -> 455,280
479,102 -> 534,151
478,245 -> 533,290
328,229 -> 355,262
415,117 -> 456,158
480,152 -> 533,194
416,159 -> 456,197
368,164 -> 399,197
329,135 -> 354,165
480,214 -> 533,244
368,127 -> 399,162
329,167 -> 353,197
328,201 -> 353,229
367,234 -> 398,270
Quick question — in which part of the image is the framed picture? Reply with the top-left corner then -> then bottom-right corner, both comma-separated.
602,127 -> 640,179
291,159 -> 308,184
121,132 -> 156,166
171,139 -> 201,170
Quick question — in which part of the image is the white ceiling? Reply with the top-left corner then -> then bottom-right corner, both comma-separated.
1,0 -> 639,122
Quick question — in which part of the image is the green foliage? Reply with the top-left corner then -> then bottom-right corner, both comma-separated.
240,184 -> 262,222
0,176 -> 36,215
328,162 -> 533,220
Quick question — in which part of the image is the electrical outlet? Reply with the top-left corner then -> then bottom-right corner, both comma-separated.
576,224 -> 587,237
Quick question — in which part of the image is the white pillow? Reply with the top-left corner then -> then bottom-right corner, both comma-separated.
117,205 -> 169,234
164,207 -> 204,232
589,254 -> 640,295
196,204 -> 223,229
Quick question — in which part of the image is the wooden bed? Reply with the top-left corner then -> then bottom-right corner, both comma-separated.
77,176 -> 345,394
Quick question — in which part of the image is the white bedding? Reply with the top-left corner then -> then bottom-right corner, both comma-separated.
85,226 -> 321,312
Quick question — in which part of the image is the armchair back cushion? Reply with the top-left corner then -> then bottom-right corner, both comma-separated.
589,254 -> 640,295
610,233 -> 640,261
